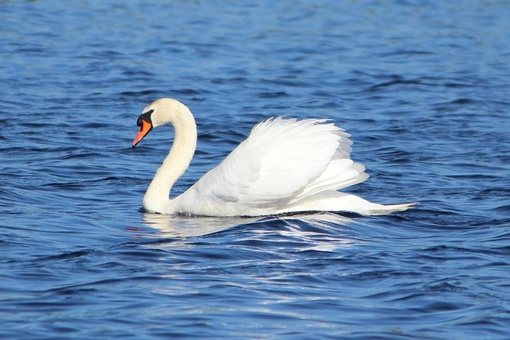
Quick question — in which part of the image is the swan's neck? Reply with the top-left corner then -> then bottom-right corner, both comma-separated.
143,115 -> 197,213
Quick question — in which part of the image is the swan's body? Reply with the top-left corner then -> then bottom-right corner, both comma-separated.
132,98 -> 414,216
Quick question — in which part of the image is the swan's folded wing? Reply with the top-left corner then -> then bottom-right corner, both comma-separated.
180,117 -> 364,214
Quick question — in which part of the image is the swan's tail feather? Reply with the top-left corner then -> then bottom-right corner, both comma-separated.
366,202 -> 417,215
280,191 -> 416,216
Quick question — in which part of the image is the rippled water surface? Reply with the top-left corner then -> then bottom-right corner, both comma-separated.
1,1 -> 510,338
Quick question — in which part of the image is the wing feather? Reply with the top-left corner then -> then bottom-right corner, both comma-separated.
176,117 -> 367,215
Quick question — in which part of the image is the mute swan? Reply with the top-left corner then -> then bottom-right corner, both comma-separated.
132,98 -> 414,216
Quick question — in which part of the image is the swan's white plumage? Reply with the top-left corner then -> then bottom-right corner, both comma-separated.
133,98 -> 414,216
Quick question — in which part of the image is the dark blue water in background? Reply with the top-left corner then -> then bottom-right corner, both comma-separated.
1,1 -> 510,338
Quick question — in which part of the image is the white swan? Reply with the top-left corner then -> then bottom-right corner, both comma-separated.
132,98 -> 414,216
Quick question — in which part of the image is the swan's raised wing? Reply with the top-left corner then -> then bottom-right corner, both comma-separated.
176,117 -> 368,216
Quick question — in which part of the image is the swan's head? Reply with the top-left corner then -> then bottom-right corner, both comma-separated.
132,98 -> 192,148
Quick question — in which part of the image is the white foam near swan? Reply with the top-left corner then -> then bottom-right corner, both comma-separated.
132,98 -> 414,216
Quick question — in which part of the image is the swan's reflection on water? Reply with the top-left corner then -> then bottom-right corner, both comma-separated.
140,213 -> 259,238
140,211 -> 354,238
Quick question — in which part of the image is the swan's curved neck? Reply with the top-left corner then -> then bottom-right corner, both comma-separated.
143,113 -> 197,213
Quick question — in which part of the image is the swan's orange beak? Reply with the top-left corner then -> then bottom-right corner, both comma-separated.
132,120 -> 153,148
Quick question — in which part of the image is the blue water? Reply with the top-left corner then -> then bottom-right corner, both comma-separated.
1,0 -> 510,338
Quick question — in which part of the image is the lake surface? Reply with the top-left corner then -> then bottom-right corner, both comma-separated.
1,0 -> 510,338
